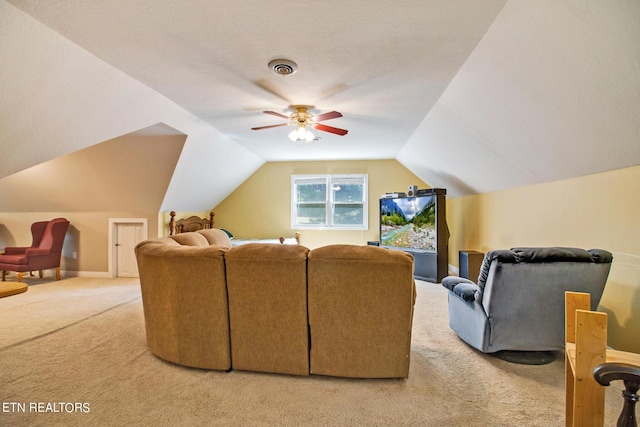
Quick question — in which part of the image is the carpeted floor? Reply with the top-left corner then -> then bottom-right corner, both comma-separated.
0,277 -> 622,426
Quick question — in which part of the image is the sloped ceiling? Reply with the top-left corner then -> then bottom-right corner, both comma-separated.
0,129 -> 186,212
398,0 -> 640,195
1,0 -> 639,213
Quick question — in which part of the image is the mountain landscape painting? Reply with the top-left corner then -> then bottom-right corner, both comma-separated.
380,196 -> 437,250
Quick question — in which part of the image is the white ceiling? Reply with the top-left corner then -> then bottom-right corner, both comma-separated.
5,0 -> 507,162
2,0 -> 639,211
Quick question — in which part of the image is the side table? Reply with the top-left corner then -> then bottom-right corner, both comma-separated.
459,250 -> 484,280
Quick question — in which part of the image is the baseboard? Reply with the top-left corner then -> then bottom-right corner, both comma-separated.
61,270 -> 111,279
448,264 -> 459,275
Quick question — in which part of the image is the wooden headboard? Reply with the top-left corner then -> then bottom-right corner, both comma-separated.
168,211 -> 300,245
169,211 -> 215,235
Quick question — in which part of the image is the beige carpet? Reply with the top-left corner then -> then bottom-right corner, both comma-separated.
0,277 -> 622,426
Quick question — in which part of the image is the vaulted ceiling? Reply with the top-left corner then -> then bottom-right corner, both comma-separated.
1,0 -> 638,212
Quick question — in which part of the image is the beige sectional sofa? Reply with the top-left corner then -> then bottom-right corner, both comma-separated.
135,229 -> 416,378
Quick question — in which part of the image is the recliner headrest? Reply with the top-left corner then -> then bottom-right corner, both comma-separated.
476,247 -> 613,289
511,247 -> 587,263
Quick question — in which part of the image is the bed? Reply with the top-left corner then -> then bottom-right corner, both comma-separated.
168,211 -> 300,245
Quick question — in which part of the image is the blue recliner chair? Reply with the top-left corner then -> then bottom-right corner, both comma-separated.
442,247 -> 613,354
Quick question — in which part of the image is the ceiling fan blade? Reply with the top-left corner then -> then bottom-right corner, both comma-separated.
251,123 -> 288,131
314,123 -> 349,136
263,111 -> 290,120
314,111 -> 343,122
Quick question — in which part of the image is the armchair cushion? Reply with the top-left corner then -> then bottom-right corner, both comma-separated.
0,254 -> 29,265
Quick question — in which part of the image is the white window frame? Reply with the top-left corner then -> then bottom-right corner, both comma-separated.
291,174 -> 368,230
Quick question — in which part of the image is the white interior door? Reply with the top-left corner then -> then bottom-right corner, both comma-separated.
115,222 -> 144,277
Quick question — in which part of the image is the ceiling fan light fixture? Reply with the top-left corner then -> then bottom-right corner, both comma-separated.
296,126 -> 307,139
268,59 -> 298,76
304,130 -> 315,142
288,125 -> 314,143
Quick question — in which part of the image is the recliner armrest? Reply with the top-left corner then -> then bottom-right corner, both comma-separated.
442,276 -> 481,302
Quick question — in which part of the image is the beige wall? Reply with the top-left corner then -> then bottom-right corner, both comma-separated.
0,134 -> 186,213
447,165 -> 640,353
211,160 -> 428,249
0,212 -> 159,274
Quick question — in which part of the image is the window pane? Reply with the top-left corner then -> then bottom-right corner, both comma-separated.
332,179 -> 364,203
296,203 -> 326,225
296,180 -> 327,203
333,204 -> 364,225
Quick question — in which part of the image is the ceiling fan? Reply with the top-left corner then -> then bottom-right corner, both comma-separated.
251,106 -> 348,142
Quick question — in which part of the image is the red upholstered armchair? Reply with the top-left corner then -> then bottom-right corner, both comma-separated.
0,218 -> 70,282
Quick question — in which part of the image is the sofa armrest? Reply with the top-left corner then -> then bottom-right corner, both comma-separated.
442,276 -> 481,302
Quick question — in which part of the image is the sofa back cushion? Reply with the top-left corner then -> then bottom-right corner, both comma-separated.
134,240 -> 231,370
307,244 -> 415,378
224,243 -> 310,376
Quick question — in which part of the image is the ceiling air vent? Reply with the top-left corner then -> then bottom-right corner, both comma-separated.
268,59 -> 298,76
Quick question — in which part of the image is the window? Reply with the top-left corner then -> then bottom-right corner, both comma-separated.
291,174 -> 368,230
